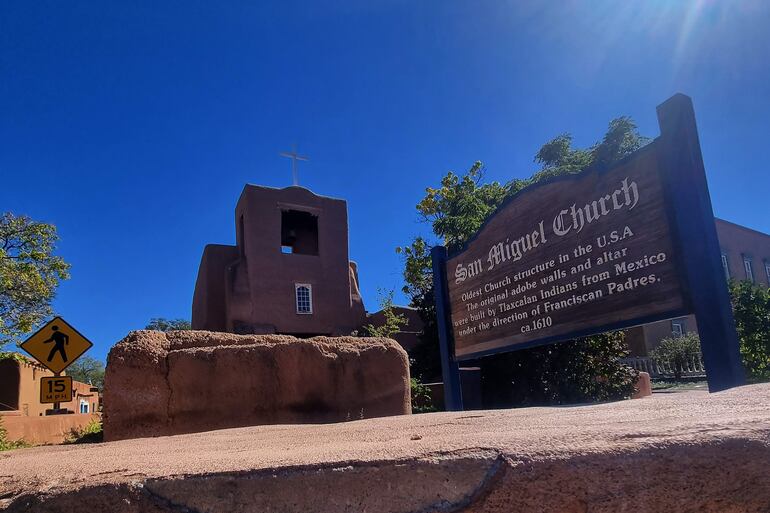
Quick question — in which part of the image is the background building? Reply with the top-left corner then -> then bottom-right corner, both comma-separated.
0,357 -> 100,417
626,218 -> 770,357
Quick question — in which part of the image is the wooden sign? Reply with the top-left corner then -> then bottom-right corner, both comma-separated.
446,145 -> 688,359
432,94 -> 745,408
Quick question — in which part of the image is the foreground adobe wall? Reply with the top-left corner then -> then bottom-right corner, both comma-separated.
3,384 -> 769,512
102,330 -> 411,441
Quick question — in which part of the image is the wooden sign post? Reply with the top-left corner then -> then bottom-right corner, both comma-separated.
655,95 -> 745,391
432,94 -> 744,409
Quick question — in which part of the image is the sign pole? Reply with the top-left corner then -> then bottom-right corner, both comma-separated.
431,245 -> 463,411
656,94 -> 745,392
53,372 -> 61,414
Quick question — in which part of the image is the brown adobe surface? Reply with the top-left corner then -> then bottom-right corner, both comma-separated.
102,330 -> 411,441
2,384 -> 769,512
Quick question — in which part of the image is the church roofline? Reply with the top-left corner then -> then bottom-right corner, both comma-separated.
238,183 -> 348,204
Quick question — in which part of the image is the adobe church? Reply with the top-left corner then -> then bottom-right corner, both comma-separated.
192,184 -> 368,336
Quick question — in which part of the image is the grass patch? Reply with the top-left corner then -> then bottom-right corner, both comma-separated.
651,379 -> 708,392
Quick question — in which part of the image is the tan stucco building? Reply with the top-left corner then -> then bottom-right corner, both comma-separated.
0,357 -> 100,417
626,218 -> 770,356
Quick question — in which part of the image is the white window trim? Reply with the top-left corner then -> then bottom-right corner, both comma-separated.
671,321 -> 684,337
744,257 -> 754,282
295,283 -> 313,315
721,253 -> 730,279
765,261 -> 770,285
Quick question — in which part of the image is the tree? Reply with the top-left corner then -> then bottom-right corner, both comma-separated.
0,213 -> 70,350
730,280 -> 770,382
145,318 -> 192,331
649,333 -> 702,380
65,356 -> 105,390
361,289 -> 408,338
398,117 -> 647,405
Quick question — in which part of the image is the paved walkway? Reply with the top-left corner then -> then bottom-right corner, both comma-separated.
2,384 -> 769,512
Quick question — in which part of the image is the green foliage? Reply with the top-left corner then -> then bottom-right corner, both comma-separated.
649,333 -> 703,380
0,213 -> 70,350
361,289 -> 408,338
410,378 -> 437,414
64,418 -> 103,444
65,355 -> 105,390
416,161 -> 509,252
145,318 -> 192,331
481,331 -> 637,406
0,351 -> 31,364
592,117 -> 651,169
730,280 -> 770,382
0,418 -> 31,451
398,117 -> 647,404
396,237 -> 433,304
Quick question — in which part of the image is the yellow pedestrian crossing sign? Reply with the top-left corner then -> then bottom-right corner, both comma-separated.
20,317 -> 93,374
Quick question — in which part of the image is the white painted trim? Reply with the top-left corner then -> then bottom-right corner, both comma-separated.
295,283 -> 313,314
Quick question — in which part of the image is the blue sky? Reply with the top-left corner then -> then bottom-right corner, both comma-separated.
2,1 -> 769,362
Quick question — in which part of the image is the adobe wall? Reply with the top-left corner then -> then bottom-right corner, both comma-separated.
191,244 -> 238,331
13,360 -> 54,418
1,412 -> 99,445
103,330 -> 411,441
192,185 -> 367,336
0,358 -> 100,417
61,380 -> 100,414
233,185 -> 366,335
0,360 -> 20,411
366,306 -> 424,352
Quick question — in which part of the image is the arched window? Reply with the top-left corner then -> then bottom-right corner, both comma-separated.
295,284 -> 313,314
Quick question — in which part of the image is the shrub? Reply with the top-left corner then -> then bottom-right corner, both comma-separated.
410,378 -> 437,413
64,418 -> 103,444
730,280 -> 770,382
360,289 -> 408,339
650,333 -> 702,380
480,330 -> 638,407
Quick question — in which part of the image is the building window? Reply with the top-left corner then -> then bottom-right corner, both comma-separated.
743,256 -> 754,282
721,253 -> 730,280
295,284 -> 313,314
79,400 -> 89,414
281,210 -> 319,255
766,261 -> 770,286
671,320 -> 685,337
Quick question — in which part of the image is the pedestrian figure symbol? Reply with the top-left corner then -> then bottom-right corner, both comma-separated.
20,316 -> 92,374
43,325 -> 69,363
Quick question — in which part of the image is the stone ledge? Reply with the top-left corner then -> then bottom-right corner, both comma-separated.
2,384 -> 770,512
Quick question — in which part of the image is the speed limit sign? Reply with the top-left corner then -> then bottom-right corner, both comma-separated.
40,376 -> 73,404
